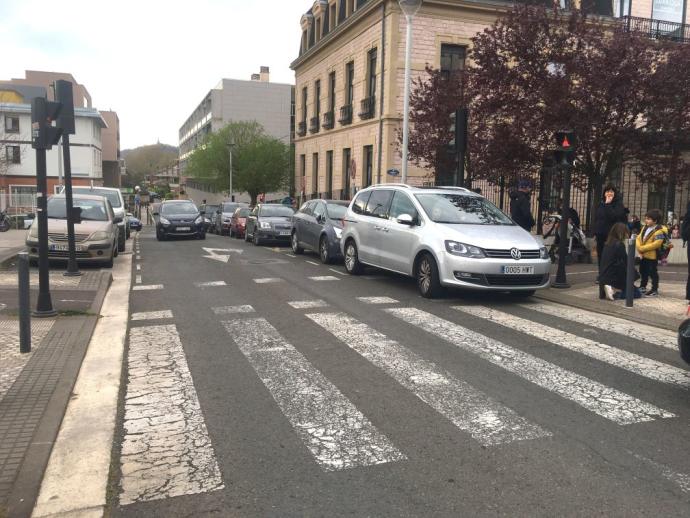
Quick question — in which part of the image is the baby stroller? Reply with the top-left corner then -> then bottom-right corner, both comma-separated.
542,213 -> 591,264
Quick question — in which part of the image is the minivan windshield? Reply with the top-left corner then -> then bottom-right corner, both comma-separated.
161,203 -> 198,215
260,205 -> 295,217
72,188 -> 121,208
326,203 -> 348,219
415,194 -> 514,225
48,198 -> 109,221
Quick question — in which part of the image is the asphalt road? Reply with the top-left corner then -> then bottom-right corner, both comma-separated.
110,229 -> 690,517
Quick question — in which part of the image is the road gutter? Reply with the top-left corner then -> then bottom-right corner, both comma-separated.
31,248 -> 132,517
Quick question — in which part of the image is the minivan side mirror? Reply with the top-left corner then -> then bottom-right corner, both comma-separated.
397,214 -> 415,226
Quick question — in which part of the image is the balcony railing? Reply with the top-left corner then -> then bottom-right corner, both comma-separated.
309,116 -> 320,134
339,104 -> 353,125
621,16 -> 690,44
297,121 -> 307,137
322,111 -> 335,130
359,96 -> 376,120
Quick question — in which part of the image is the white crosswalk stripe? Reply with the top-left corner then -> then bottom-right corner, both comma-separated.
253,278 -> 282,284
131,310 -> 173,321
195,281 -> 227,287
521,303 -> 678,350
309,276 -> 339,281
120,325 -> 223,504
132,284 -> 163,291
386,308 -> 674,425
212,305 -> 255,315
356,297 -> 399,305
307,312 -> 549,446
222,317 -> 405,471
288,300 -> 329,309
456,306 -> 690,388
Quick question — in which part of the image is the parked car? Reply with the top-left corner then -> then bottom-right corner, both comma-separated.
245,203 -> 296,246
128,213 -> 142,232
69,186 -> 129,251
26,194 -> 120,267
291,200 -> 349,263
340,185 -> 551,298
214,201 -> 249,235
154,200 -> 206,241
199,204 -> 219,232
230,207 -> 251,238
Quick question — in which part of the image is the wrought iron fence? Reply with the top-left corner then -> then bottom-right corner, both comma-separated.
621,15 -> 690,44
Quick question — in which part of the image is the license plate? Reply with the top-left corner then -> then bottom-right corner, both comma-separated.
279,231 -> 291,236
502,265 -> 534,275
50,244 -> 85,252
176,227 -> 191,232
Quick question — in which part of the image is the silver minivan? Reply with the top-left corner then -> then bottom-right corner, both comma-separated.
340,184 -> 551,298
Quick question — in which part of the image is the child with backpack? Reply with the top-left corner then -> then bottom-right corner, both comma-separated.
636,209 -> 670,297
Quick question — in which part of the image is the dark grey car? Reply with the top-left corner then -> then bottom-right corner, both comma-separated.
291,200 -> 349,263
245,204 -> 296,246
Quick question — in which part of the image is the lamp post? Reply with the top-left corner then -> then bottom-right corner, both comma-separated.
227,138 -> 234,202
399,0 -> 423,184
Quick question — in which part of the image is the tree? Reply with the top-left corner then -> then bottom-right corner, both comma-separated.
185,121 -> 290,206
407,5 -> 659,225
121,143 -> 178,188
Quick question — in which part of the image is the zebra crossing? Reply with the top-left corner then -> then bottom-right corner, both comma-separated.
124,280 -> 690,505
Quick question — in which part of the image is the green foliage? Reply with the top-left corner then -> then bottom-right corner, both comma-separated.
121,143 -> 178,187
185,121 -> 290,205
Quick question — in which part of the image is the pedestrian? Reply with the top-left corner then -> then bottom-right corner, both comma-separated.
681,203 -> 690,311
600,223 -> 639,300
593,184 -> 627,267
671,223 -> 680,240
629,215 -> 642,235
636,208 -> 668,297
509,179 -> 535,232
556,198 -> 581,228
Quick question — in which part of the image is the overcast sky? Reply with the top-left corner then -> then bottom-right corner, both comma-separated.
0,0 -> 306,150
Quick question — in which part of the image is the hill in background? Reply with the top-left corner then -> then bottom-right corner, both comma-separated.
122,143 -> 178,187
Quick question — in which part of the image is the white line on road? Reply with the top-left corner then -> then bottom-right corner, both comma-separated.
132,284 -> 164,291
135,255 -> 141,260
253,278 -> 283,284
631,452 -> 690,494
307,312 -> 549,446
135,275 -> 142,284
386,308 -> 673,425
286,254 -> 297,258
357,297 -> 399,305
131,311 -> 173,321
309,276 -> 339,282
120,325 -> 224,504
456,306 -> 690,388
212,305 -> 255,315
222,318 -> 405,471
329,268 -> 347,276
287,300 -> 329,309
521,303 -> 678,350
306,260 -> 320,266
136,264 -> 141,271
195,281 -> 227,287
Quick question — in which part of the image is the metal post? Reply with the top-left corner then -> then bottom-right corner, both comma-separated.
625,234 -> 636,308
34,145 -> 56,317
228,145 -> 233,202
401,14 -> 413,184
499,176 -> 506,211
553,163 -> 572,289
18,252 -> 31,353
62,133 -> 81,276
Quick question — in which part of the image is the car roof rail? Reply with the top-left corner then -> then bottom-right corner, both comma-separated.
372,183 -> 412,188
429,186 -> 473,192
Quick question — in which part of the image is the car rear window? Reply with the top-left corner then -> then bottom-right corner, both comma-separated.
72,188 -> 121,208
326,203 -> 348,219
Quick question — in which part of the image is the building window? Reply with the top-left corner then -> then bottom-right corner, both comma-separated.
440,44 -> 466,79
302,87 -> 308,123
652,0 -> 686,22
329,71 -> 336,112
367,48 -> 377,99
343,148 -> 352,199
5,116 -> 19,133
330,2 -> 337,28
363,145 -> 373,187
312,153 -> 319,197
300,154 -> 306,194
6,145 -> 20,164
346,61 -> 354,106
315,80 -> 321,120
316,18 -> 322,41
326,150 -> 334,199
347,0 -> 355,16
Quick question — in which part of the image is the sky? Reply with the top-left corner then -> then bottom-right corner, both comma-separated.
0,0 -> 306,150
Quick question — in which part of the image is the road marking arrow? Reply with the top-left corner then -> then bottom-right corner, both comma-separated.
202,247 -> 243,263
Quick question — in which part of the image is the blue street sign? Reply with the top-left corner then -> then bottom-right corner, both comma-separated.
387,169 -> 400,176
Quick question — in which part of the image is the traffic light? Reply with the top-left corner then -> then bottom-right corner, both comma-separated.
55,80 -> 75,135
554,130 -> 576,165
31,96 -> 63,150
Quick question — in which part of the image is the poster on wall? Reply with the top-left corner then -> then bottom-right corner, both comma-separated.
652,0 -> 684,23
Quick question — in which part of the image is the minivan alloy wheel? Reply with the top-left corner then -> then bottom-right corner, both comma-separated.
417,254 -> 442,298
344,241 -> 363,274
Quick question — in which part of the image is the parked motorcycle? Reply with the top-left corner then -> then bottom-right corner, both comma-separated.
0,210 -> 11,232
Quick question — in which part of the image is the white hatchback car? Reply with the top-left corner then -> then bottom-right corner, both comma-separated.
340,184 -> 551,298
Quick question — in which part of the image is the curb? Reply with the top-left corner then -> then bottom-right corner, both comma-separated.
0,247 -> 24,268
534,288 -> 683,332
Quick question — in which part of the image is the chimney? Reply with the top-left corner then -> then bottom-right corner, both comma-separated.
260,66 -> 270,82
251,73 -> 261,81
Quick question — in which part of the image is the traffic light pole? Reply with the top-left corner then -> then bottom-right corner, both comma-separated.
61,133 -> 81,276
33,143 -> 56,317
552,161 -> 572,289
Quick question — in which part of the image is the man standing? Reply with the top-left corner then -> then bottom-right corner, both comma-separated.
510,180 -> 535,232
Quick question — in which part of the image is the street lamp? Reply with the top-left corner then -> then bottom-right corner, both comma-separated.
227,138 -> 234,202
399,0 -> 423,184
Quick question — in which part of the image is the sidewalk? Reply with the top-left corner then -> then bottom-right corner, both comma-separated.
0,264 -> 115,517
0,231 -> 26,265
538,264 -> 687,331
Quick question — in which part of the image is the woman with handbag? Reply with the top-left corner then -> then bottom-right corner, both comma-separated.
600,222 -> 640,300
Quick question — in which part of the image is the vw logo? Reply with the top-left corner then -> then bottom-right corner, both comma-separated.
510,248 -> 522,260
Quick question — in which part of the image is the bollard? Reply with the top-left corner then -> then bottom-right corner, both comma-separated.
18,252 -> 31,353
625,234 -> 636,308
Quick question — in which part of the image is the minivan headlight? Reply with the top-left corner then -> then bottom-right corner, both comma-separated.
445,241 -> 486,258
540,246 -> 549,259
159,216 -> 171,225
90,231 -> 110,241
260,221 -> 271,229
